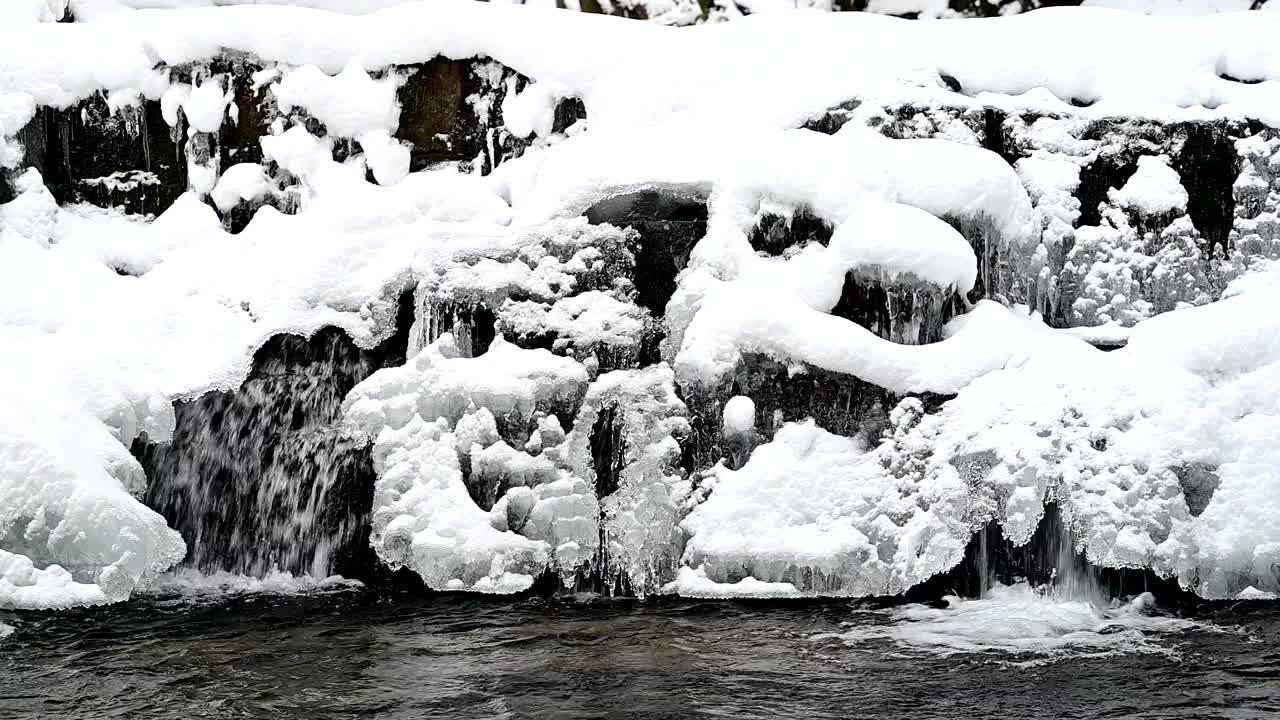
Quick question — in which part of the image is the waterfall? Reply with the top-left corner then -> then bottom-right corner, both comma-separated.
133,293 -> 413,580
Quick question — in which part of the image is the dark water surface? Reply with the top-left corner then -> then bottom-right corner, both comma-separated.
2,586 -> 1279,720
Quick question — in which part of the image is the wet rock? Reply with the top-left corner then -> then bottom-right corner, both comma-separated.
215,58 -> 275,168
16,96 -> 186,215
681,354 -> 950,471
1171,122 -> 1241,257
748,207 -> 833,256
419,301 -> 498,359
830,269 -> 962,345
1173,462 -> 1221,518
590,403 -> 625,500
585,190 -> 707,314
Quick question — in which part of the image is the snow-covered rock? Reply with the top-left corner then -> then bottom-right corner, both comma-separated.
3,1 -> 1280,609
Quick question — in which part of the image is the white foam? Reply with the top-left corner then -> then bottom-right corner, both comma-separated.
136,569 -> 362,599
821,583 -> 1210,665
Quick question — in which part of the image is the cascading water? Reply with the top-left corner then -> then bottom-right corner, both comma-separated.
954,504 -> 1167,606
133,294 -> 414,580
827,506 -> 1206,662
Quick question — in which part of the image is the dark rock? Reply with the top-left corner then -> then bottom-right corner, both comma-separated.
680,354 -> 951,471
18,96 -> 186,215
1076,153 -> 1139,228
829,270 -> 962,345
801,99 -> 861,135
423,301 -> 498,359
218,65 -> 274,168
590,402 -> 625,499
748,208 -> 832,256
585,190 -> 707,314
1170,122 -> 1240,257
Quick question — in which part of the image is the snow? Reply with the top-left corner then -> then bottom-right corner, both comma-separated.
0,0 -> 67,23
210,163 -> 270,212
358,130 -> 410,186
1237,586 -> 1279,600
0,550 -> 112,610
184,76 -> 231,134
682,420 -> 970,596
675,294 -> 1026,396
1109,155 -> 1189,217
1083,0 -> 1254,15
664,565 -> 801,598
2,4 -> 1280,126
343,334 -> 589,591
273,60 -> 400,138
721,395 -> 755,436
3,0 -> 1280,608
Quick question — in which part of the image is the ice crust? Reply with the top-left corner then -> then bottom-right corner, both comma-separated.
2,0 -> 1280,607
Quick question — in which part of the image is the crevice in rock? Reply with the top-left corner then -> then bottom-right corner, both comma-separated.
981,107 -> 1020,165
590,403 -> 625,500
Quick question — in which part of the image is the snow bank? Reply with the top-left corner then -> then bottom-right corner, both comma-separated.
663,565 -> 801,598
816,263 -> 1280,599
673,259 -> 1280,599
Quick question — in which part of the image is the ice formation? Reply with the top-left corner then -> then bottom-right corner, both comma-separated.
3,0 -> 1280,610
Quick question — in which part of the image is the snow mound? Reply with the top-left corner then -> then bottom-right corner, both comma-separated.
1108,155 -> 1188,217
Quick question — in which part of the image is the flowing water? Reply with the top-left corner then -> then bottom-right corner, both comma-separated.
2,578 -> 1279,720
